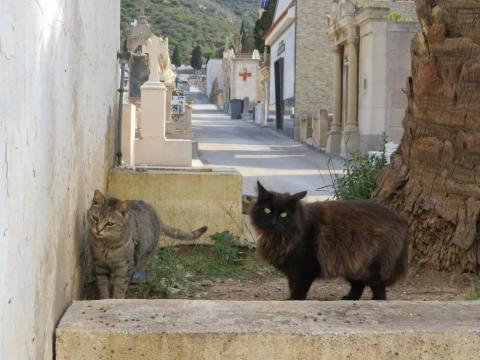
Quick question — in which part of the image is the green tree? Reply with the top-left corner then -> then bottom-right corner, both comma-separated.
254,0 -> 277,52
240,19 -> 249,52
172,46 -> 182,67
190,45 -> 203,71
240,18 -> 246,36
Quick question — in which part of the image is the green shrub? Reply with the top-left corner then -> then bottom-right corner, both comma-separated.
210,231 -> 242,265
138,245 -> 185,298
388,10 -> 403,22
320,141 -> 388,200
467,279 -> 480,300
332,152 -> 387,200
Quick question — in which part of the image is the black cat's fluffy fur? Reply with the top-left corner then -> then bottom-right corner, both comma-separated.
250,182 -> 408,300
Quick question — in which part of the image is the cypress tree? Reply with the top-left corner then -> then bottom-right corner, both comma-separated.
254,0 -> 277,52
172,46 -> 182,67
190,45 -> 203,71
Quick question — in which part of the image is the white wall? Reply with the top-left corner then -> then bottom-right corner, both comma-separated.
0,1 -> 119,359
358,20 -> 389,137
269,24 -> 296,105
231,59 -> 260,103
274,0 -> 294,20
386,22 -> 418,144
206,59 -> 224,98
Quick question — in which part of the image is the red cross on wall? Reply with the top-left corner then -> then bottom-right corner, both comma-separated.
239,68 -> 252,81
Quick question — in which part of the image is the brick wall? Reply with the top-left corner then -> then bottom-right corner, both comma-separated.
295,0 -> 333,117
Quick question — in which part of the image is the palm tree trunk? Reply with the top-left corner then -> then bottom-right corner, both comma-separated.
374,0 -> 480,272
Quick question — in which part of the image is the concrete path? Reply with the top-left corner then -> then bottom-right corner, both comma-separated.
190,89 -> 342,200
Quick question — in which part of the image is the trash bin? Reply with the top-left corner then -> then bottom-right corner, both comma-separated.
230,99 -> 244,120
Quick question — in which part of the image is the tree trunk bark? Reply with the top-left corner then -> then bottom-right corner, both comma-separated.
374,0 -> 480,272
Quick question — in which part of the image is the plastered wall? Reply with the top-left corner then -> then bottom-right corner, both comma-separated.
0,1 -> 119,358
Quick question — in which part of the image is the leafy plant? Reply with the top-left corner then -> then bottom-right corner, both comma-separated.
320,141 -> 388,200
332,152 -> 387,200
388,10 -> 403,22
136,231 -> 274,298
466,279 -> 480,300
138,245 -> 185,298
210,231 -> 242,265
387,10 -> 413,22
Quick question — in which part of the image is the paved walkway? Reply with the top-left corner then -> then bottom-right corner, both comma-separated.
190,89 -> 342,200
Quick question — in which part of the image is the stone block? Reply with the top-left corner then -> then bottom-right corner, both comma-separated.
107,167 -> 243,244
56,300 -> 480,360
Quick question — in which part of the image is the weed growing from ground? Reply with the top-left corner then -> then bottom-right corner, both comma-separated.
137,245 -> 186,298
211,231 -> 242,265
136,231 -> 275,298
332,152 -> 387,200
319,140 -> 388,200
466,279 -> 480,300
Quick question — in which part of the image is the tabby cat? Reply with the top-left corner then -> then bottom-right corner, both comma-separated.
87,190 -> 208,299
251,182 -> 408,301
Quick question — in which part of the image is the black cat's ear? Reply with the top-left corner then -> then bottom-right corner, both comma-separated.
257,181 -> 271,200
289,191 -> 307,202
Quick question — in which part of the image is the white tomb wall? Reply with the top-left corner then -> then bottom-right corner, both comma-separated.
386,22 -> 418,144
269,24 -> 296,105
358,20 -> 389,152
0,1 -> 119,359
231,60 -> 260,104
206,59 -> 224,97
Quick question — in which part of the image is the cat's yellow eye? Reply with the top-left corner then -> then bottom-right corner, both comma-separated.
92,216 -> 98,223
106,222 -> 115,227
264,208 -> 271,214
280,212 -> 288,218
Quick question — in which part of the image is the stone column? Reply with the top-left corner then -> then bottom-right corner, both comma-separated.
326,45 -> 343,155
341,27 -> 360,158
135,80 -> 192,167
121,103 -> 136,167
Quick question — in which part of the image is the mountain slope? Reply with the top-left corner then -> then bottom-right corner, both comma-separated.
121,0 -> 258,63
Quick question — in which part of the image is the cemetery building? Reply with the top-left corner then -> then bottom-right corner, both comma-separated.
326,0 -> 418,157
206,58 -> 225,107
222,47 -> 262,118
264,0 -> 333,139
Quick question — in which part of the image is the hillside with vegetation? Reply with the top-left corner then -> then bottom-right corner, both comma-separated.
121,0 -> 258,63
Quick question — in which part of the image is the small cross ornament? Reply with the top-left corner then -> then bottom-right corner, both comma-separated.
239,68 -> 252,81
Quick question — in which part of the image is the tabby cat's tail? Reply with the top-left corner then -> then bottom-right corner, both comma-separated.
159,219 -> 208,240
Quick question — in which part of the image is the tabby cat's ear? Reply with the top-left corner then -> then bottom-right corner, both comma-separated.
118,201 -> 130,217
93,190 -> 105,207
290,191 -> 307,202
257,181 -> 271,200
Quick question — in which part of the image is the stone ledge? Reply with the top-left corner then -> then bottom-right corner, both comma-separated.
56,300 -> 480,360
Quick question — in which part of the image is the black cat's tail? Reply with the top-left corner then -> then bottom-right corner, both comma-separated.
159,219 -> 208,241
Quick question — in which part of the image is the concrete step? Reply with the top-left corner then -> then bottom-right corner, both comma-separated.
56,300 -> 480,360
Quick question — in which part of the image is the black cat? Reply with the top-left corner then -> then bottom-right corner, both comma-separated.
250,182 -> 408,300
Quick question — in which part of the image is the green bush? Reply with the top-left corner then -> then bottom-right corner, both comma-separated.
388,10 -> 403,22
467,279 -> 480,300
138,245 -> 185,298
320,141 -> 388,201
331,152 -> 387,200
210,231 -> 242,265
